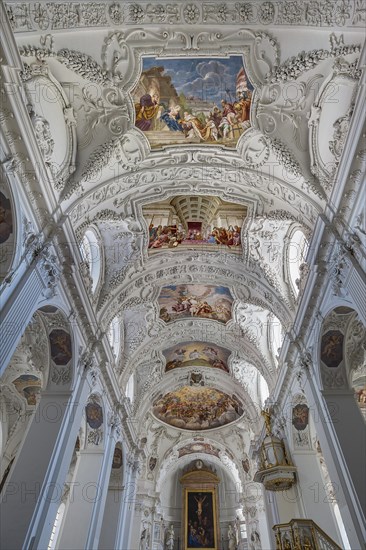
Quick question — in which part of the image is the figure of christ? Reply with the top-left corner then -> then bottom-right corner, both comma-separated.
194,494 -> 207,524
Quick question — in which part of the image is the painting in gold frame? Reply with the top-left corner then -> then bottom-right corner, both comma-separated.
184,489 -> 218,549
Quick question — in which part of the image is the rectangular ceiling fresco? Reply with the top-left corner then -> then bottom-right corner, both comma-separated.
132,56 -> 253,148
143,196 -> 246,254
158,284 -> 233,324
163,341 -> 230,372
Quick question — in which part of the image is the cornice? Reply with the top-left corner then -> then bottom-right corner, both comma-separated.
5,0 -> 365,33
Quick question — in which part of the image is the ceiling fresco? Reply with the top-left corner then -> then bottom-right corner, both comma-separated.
144,195 -> 246,253
132,56 -> 253,148
49,329 -> 72,366
159,284 -> 233,324
12,375 -> 41,406
163,341 -> 230,372
152,386 -> 244,430
178,442 -> 221,458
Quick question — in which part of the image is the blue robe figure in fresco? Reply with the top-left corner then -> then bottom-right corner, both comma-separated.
160,105 -> 184,132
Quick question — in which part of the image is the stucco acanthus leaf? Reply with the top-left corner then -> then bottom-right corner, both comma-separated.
87,428 -> 103,446
58,48 -> 117,85
80,138 -> 120,182
265,43 -> 361,84
51,365 -> 72,385
321,368 -> 346,390
19,45 -> 115,85
295,262 -> 310,297
79,260 -> 93,293
329,111 -> 352,161
79,130 -> 146,184
33,244 -> 61,298
345,316 -> 366,374
78,86 -> 131,149
328,241 -> 349,296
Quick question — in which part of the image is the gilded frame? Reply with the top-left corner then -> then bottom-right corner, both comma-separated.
184,488 -> 218,550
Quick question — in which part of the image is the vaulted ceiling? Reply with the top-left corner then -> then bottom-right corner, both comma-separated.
5,0 -> 364,485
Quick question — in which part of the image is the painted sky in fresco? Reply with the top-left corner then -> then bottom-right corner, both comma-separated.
141,56 -> 251,104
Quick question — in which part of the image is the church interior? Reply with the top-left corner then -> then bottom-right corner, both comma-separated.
0,1 -> 365,549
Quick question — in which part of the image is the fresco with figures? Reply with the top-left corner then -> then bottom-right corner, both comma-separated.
178,442 -> 220,459
132,56 -> 253,149
86,402 -> 103,429
152,386 -> 243,430
159,284 -> 233,324
292,404 -> 309,431
163,342 -> 230,372
143,196 -> 246,253
12,375 -> 41,406
320,330 -> 344,368
49,329 -> 72,365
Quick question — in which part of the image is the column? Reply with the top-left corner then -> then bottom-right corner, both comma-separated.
0,264 -> 43,374
271,484 -> 302,525
0,390 -> 73,550
256,497 -> 273,550
98,473 -> 123,550
115,454 -> 139,550
243,494 -> 275,550
292,447 -> 343,546
25,365 -> 93,550
85,427 -> 116,549
0,248 -> 59,375
322,390 -> 366,517
304,371 -> 366,548
55,433 -> 114,550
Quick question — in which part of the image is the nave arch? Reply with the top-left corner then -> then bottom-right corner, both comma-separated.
122,319 -> 276,391
99,260 -> 294,330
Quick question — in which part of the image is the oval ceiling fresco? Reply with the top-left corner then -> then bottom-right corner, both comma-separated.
152,386 -> 244,430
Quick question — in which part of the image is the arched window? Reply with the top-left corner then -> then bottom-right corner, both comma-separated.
80,229 -> 101,293
108,316 -> 121,359
258,373 -> 269,407
126,373 -> 135,403
268,314 -> 284,366
288,229 -> 309,295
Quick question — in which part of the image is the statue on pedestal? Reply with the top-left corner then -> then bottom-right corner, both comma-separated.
165,524 -> 174,550
139,528 -> 146,550
228,524 -> 236,550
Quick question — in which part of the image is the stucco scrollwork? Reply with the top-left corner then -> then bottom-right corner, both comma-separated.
22,61 -> 77,190
309,57 -> 360,190
78,86 -> 131,149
